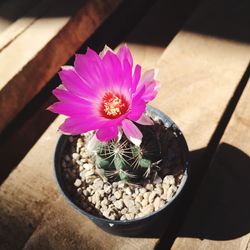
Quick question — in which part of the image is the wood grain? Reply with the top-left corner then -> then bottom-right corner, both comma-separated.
0,0 -> 37,33
0,2 -> 169,249
1,0 -> 250,250
155,0 -> 250,247
0,0 -> 121,133
171,79 -> 250,250
0,0 -> 51,52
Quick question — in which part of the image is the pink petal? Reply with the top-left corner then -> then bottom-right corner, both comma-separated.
137,69 -> 160,102
140,69 -> 157,84
99,45 -> 113,58
74,49 -> 108,91
128,100 -> 146,121
59,66 -> 99,101
135,114 -> 153,125
128,85 -> 146,121
131,64 -> 141,93
59,116 -> 107,135
122,119 -> 142,146
47,101 -> 95,117
141,81 -> 160,102
52,87 -> 91,104
102,50 -> 123,92
119,58 -> 132,96
117,44 -> 133,67
96,126 -> 118,141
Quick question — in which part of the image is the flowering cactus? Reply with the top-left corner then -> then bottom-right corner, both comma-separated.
49,44 -> 161,183
48,45 -> 159,146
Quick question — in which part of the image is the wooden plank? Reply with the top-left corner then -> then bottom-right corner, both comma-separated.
171,79 -> 250,250
155,0 -> 250,247
1,0 -> 250,250
0,0 -> 37,33
0,1 -> 171,249
0,0 -> 51,52
0,0 -> 122,133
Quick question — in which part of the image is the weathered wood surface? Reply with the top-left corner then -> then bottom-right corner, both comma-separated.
171,79 -> 250,250
0,0 -> 122,133
0,0 -> 54,51
155,0 -> 250,247
0,0 -> 37,33
1,0 -> 250,249
0,1 -> 171,249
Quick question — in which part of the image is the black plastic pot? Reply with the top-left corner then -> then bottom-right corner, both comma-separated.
54,106 -> 189,237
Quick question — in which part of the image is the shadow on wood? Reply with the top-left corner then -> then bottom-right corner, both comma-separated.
177,143 -> 250,240
155,143 -> 250,250
184,0 -> 250,44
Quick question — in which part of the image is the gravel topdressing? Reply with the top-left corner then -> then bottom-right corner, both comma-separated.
61,124 -> 185,221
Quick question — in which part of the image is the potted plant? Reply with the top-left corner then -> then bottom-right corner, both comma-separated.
49,45 -> 189,236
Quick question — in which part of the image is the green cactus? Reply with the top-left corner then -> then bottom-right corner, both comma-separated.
87,135 -> 154,183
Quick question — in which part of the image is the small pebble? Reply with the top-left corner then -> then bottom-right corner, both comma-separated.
121,207 -> 128,215
153,197 -> 161,210
118,181 -> 125,189
104,184 -> 112,194
74,179 -> 82,187
135,194 -> 143,203
139,188 -> 147,194
114,200 -> 124,210
93,178 -> 104,189
148,191 -> 157,203
123,197 -> 135,209
103,209 -> 111,219
128,206 -> 139,214
114,190 -> 122,199
125,187 -> 132,196
72,153 -> 80,160
85,169 -> 94,177
120,215 -> 126,220
145,184 -> 154,191
109,214 -> 116,220
143,192 -> 150,201
141,204 -> 154,215
112,182 -> 118,188
154,187 -> 163,196
163,175 -> 175,185
83,163 -> 93,170
166,186 -> 177,200
79,171 -> 86,180
141,199 -> 148,207
82,190 -> 89,196
125,213 -> 135,220
134,188 -> 139,195
95,201 -> 101,210
101,197 -> 109,207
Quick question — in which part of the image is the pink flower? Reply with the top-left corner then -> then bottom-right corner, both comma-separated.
48,45 -> 159,146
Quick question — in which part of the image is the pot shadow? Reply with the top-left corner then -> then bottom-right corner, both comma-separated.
136,143 -> 250,242
177,143 -> 250,240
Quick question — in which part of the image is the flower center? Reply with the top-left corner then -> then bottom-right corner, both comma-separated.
101,92 -> 128,119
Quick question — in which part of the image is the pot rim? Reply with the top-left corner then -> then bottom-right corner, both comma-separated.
53,105 -> 189,225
